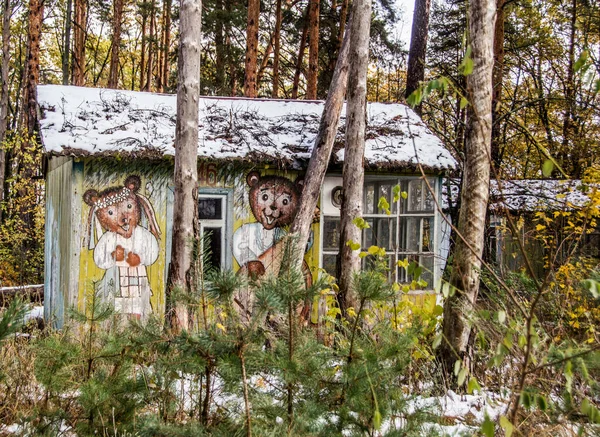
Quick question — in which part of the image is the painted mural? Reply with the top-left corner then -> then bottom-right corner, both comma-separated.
233,171 -> 313,289
82,175 -> 161,318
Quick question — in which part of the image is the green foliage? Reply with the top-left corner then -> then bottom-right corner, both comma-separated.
0,298 -> 28,343
0,238 -> 442,435
0,133 -> 44,286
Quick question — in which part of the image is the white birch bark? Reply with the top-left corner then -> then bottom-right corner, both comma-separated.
338,0 -> 371,312
0,0 -> 12,223
167,0 -> 202,331
441,0 -> 495,366
288,12 -> 353,270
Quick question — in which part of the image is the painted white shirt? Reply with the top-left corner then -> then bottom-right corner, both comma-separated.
94,226 -> 159,269
233,223 -> 285,266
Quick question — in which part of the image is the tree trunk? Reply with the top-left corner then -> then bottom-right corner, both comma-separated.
24,0 -> 43,135
0,0 -> 12,224
561,0 -> 577,176
405,0 -> 431,115
214,0 -> 225,94
490,0 -> 504,169
62,0 -> 72,85
108,0 -> 124,89
139,10 -> 147,90
306,0 -> 319,99
243,0 -> 260,97
145,0 -> 157,91
167,0 -> 202,332
338,0 -> 371,313
440,0 -> 495,376
157,3 -> 165,91
256,33 -> 273,84
73,0 -> 86,86
225,0 -> 236,95
292,7 -> 309,99
288,11 -> 353,271
13,0 -> 44,250
326,0 -> 349,77
91,21 -> 111,85
162,0 -> 172,91
271,0 -> 282,97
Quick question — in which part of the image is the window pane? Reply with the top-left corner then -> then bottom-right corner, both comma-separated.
364,182 -> 376,214
363,217 -> 397,250
422,217 -> 433,252
407,179 -> 435,212
400,217 -> 420,252
408,180 -> 423,211
203,227 -> 222,270
400,217 -> 434,252
378,182 -> 398,214
364,180 -> 398,214
397,255 -> 434,287
322,254 -> 338,277
199,198 -> 223,220
323,218 -> 341,251
424,180 -> 435,211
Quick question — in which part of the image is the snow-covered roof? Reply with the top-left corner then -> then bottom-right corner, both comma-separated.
443,178 -> 595,211
37,85 -> 457,172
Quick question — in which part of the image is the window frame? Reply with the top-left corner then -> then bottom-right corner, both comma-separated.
198,188 -> 234,271
320,175 -> 441,291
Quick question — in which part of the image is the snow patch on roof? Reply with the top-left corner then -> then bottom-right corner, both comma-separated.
38,85 -> 457,171
443,178 -> 595,211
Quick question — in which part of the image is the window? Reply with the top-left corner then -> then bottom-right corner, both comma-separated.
321,177 -> 439,289
198,191 -> 232,270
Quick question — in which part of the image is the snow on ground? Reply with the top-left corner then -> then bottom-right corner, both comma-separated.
23,305 -> 43,323
400,390 -> 510,436
37,85 -> 457,172
176,369 -> 510,436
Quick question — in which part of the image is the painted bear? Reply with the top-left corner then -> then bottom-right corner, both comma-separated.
233,171 -> 313,288
83,175 -> 161,318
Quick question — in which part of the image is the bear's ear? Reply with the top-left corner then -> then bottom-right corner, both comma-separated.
294,175 -> 305,192
246,171 -> 261,188
83,189 -> 99,206
124,175 -> 141,192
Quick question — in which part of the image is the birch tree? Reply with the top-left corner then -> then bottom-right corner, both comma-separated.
440,0 -> 495,373
167,0 -> 202,332
0,0 -> 11,224
338,0 -> 371,312
288,10 -> 353,270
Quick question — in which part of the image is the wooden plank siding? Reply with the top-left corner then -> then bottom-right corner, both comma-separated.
44,156 -> 73,327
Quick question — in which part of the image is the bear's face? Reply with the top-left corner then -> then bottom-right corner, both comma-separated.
95,192 -> 141,238
83,175 -> 143,239
247,172 -> 302,230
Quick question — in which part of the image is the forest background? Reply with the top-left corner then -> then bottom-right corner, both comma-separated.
1,0 -> 599,286
0,0 -> 599,435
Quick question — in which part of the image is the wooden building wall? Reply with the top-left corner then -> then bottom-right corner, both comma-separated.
44,157 -> 75,325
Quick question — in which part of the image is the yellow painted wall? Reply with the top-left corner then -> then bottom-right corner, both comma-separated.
230,168 -> 320,282
76,163 -> 320,319
77,166 -> 170,318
